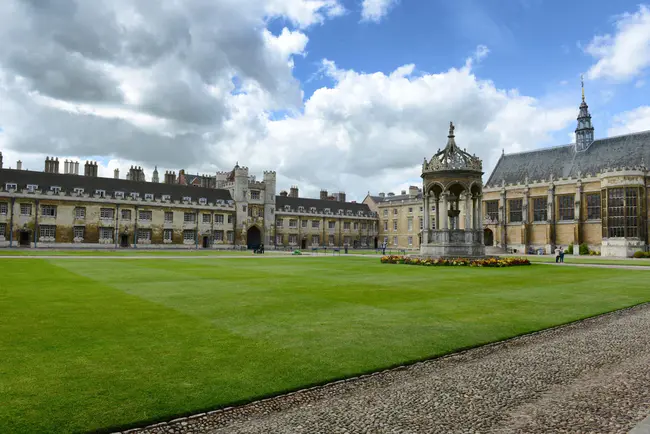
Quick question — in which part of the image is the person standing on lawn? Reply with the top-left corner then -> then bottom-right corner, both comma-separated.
555,246 -> 561,263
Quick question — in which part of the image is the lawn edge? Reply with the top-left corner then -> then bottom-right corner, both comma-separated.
101,300 -> 650,434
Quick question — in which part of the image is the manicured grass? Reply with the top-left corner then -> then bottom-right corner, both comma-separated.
0,248 -> 265,256
1,257 -> 649,433
525,255 -> 650,266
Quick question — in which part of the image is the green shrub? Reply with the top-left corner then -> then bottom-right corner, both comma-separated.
579,243 -> 590,255
565,244 -> 574,254
632,251 -> 650,258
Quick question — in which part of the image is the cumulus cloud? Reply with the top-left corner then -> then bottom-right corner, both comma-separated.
608,106 -> 650,137
0,0 -> 579,201
360,0 -> 400,23
585,4 -> 650,81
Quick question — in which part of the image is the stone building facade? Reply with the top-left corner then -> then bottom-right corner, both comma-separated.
0,156 -> 377,249
483,84 -> 650,257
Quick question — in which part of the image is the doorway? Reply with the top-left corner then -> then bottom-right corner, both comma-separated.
246,226 -> 261,250
301,238 -> 307,249
484,228 -> 494,246
374,237 -> 378,249
202,236 -> 210,248
120,234 -> 129,248
19,230 -> 30,247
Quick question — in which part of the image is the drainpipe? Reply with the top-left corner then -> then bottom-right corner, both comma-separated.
339,216 -> 342,247
115,204 -> 119,249
195,211 -> 199,249
9,197 -> 15,247
34,199 -> 39,248
210,210 -> 215,248
134,205 -> 138,248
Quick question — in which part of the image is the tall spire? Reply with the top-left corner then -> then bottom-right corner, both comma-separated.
575,75 -> 594,152
152,165 -> 159,183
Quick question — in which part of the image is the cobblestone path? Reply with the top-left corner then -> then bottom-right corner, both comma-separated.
126,303 -> 650,434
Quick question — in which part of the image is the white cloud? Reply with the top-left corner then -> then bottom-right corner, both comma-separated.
360,0 -> 399,23
585,5 -> 650,81
0,2 -> 578,202
608,106 -> 650,137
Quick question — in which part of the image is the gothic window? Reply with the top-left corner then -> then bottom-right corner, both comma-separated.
508,199 -> 522,223
586,193 -> 601,220
486,200 -> 498,222
557,195 -> 575,221
605,188 -> 641,238
532,198 -> 547,222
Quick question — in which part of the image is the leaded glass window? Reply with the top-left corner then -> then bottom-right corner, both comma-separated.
532,198 -> 547,222
586,193 -> 601,220
486,200 -> 498,222
508,199 -> 522,223
607,188 -> 625,237
557,195 -> 575,221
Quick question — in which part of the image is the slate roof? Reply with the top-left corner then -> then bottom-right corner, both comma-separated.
0,168 -> 233,202
486,130 -> 650,187
275,195 -> 375,216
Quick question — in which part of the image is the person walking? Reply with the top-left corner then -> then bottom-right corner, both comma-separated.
555,246 -> 561,263
559,247 -> 565,263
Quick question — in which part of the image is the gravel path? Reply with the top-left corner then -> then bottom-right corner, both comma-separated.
121,303 -> 650,434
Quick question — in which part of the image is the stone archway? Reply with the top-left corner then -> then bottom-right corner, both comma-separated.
246,226 -> 261,250
484,228 -> 494,246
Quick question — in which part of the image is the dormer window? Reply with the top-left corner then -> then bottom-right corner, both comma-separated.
5,183 -> 17,191
310,207 -> 317,213
298,206 -> 305,213
338,209 -> 344,215
358,211 -> 364,216
115,191 -> 125,199
284,205 -> 291,211
347,210 -> 353,216
130,192 -> 139,199
324,208 -> 330,214
183,196 -> 192,203
161,195 -> 171,202
50,186 -> 61,194
26,184 -> 38,192
74,188 -> 84,196
95,189 -> 106,198
199,198 -> 207,205
144,193 -> 154,201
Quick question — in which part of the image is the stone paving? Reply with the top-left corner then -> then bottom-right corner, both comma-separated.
120,303 -> 650,434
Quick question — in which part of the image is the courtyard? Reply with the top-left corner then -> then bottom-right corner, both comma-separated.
1,255 -> 650,433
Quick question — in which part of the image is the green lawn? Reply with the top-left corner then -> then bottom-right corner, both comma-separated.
1,257 -> 649,433
525,255 -> 650,266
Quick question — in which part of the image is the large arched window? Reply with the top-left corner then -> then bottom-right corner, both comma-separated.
601,187 -> 644,238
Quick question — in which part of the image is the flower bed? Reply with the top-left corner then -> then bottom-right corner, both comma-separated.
380,255 -> 531,267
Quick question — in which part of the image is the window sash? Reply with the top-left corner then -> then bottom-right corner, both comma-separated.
557,195 -> 575,221
532,198 -> 547,222
508,199 -> 523,223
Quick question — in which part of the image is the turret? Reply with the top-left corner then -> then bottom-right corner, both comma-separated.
320,189 -> 328,200
114,168 -> 120,179
152,166 -> 159,183
575,75 -> 595,152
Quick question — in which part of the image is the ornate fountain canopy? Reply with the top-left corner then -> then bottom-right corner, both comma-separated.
422,122 -> 482,174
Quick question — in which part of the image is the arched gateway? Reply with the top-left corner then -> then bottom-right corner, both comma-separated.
420,122 -> 486,259
246,226 -> 261,250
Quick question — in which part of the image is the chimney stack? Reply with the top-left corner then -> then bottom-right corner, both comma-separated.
337,191 -> 346,202
17,160 -> 22,170
320,189 -> 328,200
54,157 -> 60,174
279,190 -> 288,197
408,186 -> 419,197
74,161 -> 79,175
84,161 -> 91,176
0,151 -> 3,169
289,186 -> 299,198
44,156 -> 51,173
114,168 -> 120,179
64,159 -> 68,174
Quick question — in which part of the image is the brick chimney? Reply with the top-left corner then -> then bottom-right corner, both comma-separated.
289,186 -> 299,198
409,185 -> 419,197
320,189 -> 328,200
17,160 -> 22,170
114,168 -> 120,179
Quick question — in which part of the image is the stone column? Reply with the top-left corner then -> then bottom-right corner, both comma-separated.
547,183 -> 555,252
573,180 -> 582,255
522,187 -> 529,251
499,188 -> 507,249
477,194 -> 483,231
422,192 -> 429,245
441,192 -> 449,230
464,193 -> 472,231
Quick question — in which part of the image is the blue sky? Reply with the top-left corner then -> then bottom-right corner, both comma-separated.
281,0 -> 648,145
